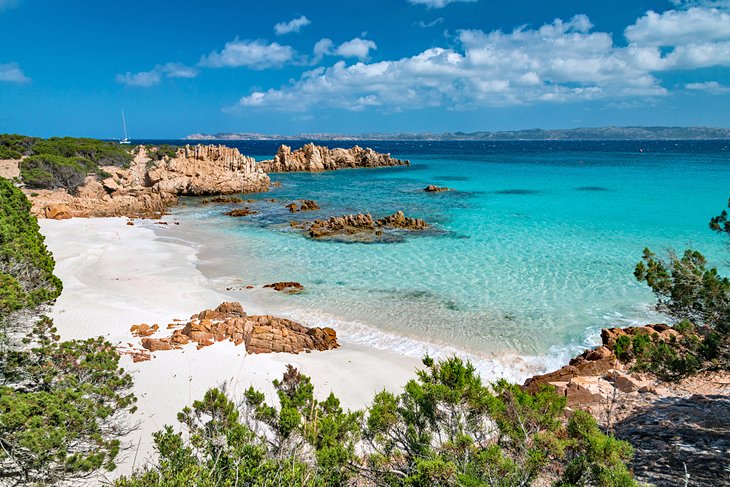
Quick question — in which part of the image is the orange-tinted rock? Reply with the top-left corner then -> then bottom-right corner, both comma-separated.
44,204 -> 72,220
259,143 -> 409,173
141,338 -> 173,351
601,324 -> 679,349
224,207 -> 256,217
131,301 -> 338,355
264,282 -> 304,293
424,185 -> 450,192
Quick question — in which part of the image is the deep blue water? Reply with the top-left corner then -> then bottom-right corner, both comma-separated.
143,139 -> 730,376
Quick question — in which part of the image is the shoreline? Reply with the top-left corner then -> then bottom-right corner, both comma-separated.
39,217 -> 422,478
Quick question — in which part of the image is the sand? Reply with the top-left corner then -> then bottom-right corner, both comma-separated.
39,218 -> 421,478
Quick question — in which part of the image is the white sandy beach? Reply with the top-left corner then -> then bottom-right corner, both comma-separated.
39,218 -> 421,478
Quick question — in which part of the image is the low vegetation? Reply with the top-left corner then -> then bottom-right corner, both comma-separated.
116,357 -> 636,486
632,198 -> 730,379
0,177 -> 137,485
0,178 -> 62,316
0,134 -> 133,193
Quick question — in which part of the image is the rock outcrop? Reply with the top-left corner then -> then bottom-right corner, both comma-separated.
306,211 -> 427,240
286,200 -> 320,213
27,144 -> 270,218
259,143 -> 409,173
135,302 -> 338,355
424,185 -> 450,192
224,207 -> 257,217
264,282 -> 304,294
146,145 -> 269,196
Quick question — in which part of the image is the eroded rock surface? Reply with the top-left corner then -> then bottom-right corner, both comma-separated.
424,185 -> 450,192
286,200 -> 320,212
523,323 -> 730,486
305,211 -> 427,240
264,282 -> 304,294
27,144 -> 269,218
259,143 -> 409,173
224,207 -> 257,217
135,302 -> 338,355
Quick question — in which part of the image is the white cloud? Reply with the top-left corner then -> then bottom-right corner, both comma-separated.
274,15 -> 311,35
408,0 -> 476,8
335,38 -> 377,59
312,38 -> 334,63
417,18 -> 444,28
116,70 -> 162,87
625,7 -> 730,46
116,62 -> 198,87
161,62 -> 198,78
0,62 -> 29,83
232,7 -> 730,113
309,37 -> 377,63
200,39 -> 295,69
685,81 -> 730,93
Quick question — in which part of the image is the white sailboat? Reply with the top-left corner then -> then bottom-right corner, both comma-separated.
120,110 -> 131,145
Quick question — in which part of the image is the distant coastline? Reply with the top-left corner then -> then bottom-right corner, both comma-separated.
185,125 -> 730,142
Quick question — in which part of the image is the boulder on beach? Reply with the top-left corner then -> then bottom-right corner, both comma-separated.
135,301 -> 338,355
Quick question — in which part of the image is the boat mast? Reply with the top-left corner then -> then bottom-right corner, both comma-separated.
122,110 -> 129,140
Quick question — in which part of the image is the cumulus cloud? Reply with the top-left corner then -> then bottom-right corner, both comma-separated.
200,39 -> 295,69
625,7 -> 730,45
685,81 -> 730,93
274,15 -> 311,35
0,62 -> 29,83
334,38 -> 377,59
234,15 -> 669,112
232,7 -> 730,113
408,0 -> 476,8
309,37 -> 377,63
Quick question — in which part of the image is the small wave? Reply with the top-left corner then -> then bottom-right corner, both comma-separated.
264,307 -> 581,384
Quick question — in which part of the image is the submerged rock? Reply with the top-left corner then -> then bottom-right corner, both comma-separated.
264,282 -> 305,294
136,302 -> 338,354
304,211 -> 428,240
224,207 -> 257,217
286,199 -> 320,213
259,143 -> 410,173
424,185 -> 450,192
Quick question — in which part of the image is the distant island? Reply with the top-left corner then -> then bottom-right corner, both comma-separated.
186,126 -> 730,141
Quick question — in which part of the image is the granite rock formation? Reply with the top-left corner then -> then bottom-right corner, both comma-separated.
135,302 -> 338,354
286,200 -> 320,212
424,185 -> 450,192
306,211 -> 427,239
264,282 -> 304,293
259,143 -> 409,173
27,144 -> 269,218
224,207 -> 257,217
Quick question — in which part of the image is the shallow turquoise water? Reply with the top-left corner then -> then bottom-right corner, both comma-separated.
167,140 -> 730,371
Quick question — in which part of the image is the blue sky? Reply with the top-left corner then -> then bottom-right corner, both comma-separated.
1,0 -> 729,138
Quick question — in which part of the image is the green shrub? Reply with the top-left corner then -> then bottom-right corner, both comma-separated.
20,154 -> 96,192
117,357 -> 638,486
0,317 -> 137,485
0,178 -> 62,315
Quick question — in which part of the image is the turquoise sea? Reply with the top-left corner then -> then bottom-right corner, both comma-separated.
151,140 -> 730,378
